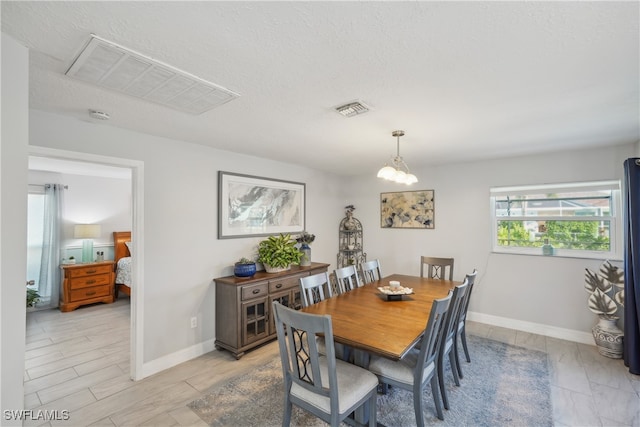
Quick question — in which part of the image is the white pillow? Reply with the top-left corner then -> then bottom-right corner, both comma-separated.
125,241 -> 133,256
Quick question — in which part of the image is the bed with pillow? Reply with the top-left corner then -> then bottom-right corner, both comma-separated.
113,231 -> 132,298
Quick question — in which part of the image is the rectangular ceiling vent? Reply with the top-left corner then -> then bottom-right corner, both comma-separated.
335,100 -> 370,117
66,35 -> 240,115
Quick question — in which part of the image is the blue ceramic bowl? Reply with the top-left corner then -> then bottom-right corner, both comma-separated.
234,263 -> 256,277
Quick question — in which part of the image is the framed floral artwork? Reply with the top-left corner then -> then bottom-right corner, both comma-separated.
380,190 -> 435,229
218,171 -> 305,239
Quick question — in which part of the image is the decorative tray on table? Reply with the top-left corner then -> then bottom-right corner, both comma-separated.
378,285 -> 414,301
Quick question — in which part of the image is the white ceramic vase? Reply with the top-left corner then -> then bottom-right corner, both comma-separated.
592,317 -> 623,359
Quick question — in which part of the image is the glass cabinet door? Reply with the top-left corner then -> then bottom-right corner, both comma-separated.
241,297 -> 269,345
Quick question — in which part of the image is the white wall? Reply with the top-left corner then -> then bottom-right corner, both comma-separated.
28,109 -> 345,369
29,170 -> 132,260
1,33 -> 29,422
346,143 -> 636,342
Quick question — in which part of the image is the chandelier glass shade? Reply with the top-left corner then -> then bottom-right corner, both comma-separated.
376,130 -> 418,185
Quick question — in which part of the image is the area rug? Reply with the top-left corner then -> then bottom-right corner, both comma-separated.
188,335 -> 552,426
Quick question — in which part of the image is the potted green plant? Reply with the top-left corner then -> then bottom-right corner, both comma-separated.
27,288 -> 41,308
257,233 -> 303,273
234,257 -> 257,278
584,260 -> 625,358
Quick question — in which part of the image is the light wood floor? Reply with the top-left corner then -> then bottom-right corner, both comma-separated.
24,298 -> 639,426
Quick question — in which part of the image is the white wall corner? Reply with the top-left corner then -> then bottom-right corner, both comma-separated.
468,311 -> 594,345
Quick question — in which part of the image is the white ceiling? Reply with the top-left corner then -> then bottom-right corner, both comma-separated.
3,1 -> 639,177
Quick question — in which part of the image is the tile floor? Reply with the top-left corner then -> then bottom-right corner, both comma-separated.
23,298 -> 640,426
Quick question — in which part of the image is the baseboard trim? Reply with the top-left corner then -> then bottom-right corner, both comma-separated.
467,311 -> 594,345
140,339 -> 216,379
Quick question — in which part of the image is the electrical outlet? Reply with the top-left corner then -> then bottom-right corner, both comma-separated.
190,317 -> 197,328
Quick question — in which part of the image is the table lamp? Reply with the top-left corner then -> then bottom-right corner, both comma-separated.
74,224 -> 101,263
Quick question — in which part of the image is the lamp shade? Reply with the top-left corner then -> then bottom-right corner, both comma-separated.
74,224 -> 101,239
377,165 -> 396,179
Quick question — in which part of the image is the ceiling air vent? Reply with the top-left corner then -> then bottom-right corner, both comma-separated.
66,35 -> 240,115
335,101 -> 370,117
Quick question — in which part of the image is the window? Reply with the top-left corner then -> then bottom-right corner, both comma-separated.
490,180 -> 621,259
27,188 -> 45,294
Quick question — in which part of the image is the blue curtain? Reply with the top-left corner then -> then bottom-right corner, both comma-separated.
38,184 -> 64,308
623,158 -> 640,375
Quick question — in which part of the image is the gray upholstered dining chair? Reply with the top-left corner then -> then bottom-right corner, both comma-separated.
360,259 -> 382,284
367,292 -> 452,424
437,278 -> 469,410
272,301 -> 378,427
299,272 -> 333,308
454,269 -> 478,378
334,265 -> 362,293
420,256 -> 454,280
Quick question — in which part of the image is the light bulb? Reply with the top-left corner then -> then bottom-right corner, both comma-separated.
393,170 -> 407,183
377,165 -> 396,180
405,173 -> 418,185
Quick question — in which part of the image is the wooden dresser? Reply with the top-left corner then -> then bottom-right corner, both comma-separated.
60,261 -> 115,312
214,262 -> 329,359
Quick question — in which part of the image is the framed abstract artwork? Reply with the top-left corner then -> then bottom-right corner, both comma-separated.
218,171 -> 305,239
380,190 -> 435,229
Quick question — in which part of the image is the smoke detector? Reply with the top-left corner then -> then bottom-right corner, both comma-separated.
334,100 -> 371,117
89,110 -> 110,120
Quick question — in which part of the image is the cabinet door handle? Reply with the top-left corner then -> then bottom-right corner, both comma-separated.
252,289 -> 260,294
86,280 -> 96,285
275,283 -> 282,289
86,291 -> 96,296
86,269 -> 97,274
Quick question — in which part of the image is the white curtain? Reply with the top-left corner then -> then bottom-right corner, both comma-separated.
38,184 -> 64,308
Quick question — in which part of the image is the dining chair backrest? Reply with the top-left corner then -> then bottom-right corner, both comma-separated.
299,272 -> 333,308
420,256 -> 454,280
453,269 -> 478,376
442,279 -> 469,350
334,265 -> 362,293
360,259 -> 382,284
367,292 -> 452,423
437,278 -> 468,410
458,269 -> 477,326
272,301 -> 378,426
415,292 -> 452,382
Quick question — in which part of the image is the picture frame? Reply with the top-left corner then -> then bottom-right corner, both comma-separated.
218,171 -> 305,239
380,190 -> 435,229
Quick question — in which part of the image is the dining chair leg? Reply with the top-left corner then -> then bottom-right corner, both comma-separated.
437,353 -> 450,410
461,326 -> 471,362
449,351 -> 461,387
453,335 -> 464,379
413,382 -> 425,427
282,393 -> 292,427
368,391 -> 377,427
430,375 -> 445,420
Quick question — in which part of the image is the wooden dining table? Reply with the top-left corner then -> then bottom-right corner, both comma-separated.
301,273 -> 460,362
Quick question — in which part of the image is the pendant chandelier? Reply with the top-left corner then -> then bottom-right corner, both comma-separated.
376,130 -> 418,185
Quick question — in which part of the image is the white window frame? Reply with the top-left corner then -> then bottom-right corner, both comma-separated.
490,180 -> 622,260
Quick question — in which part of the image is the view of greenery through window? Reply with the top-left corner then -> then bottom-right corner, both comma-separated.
494,188 -> 614,254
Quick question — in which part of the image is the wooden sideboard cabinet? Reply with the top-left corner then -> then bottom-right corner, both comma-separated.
60,261 -> 115,312
214,262 -> 329,359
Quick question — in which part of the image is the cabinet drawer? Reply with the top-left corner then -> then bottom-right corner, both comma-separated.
241,282 -> 268,301
269,273 -> 307,293
69,284 -> 112,302
70,274 -> 112,290
68,265 -> 113,278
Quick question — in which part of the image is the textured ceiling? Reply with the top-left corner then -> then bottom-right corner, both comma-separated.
3,1 -> 639,177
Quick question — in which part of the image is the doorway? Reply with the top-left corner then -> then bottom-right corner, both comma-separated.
27,146 -> 144,380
